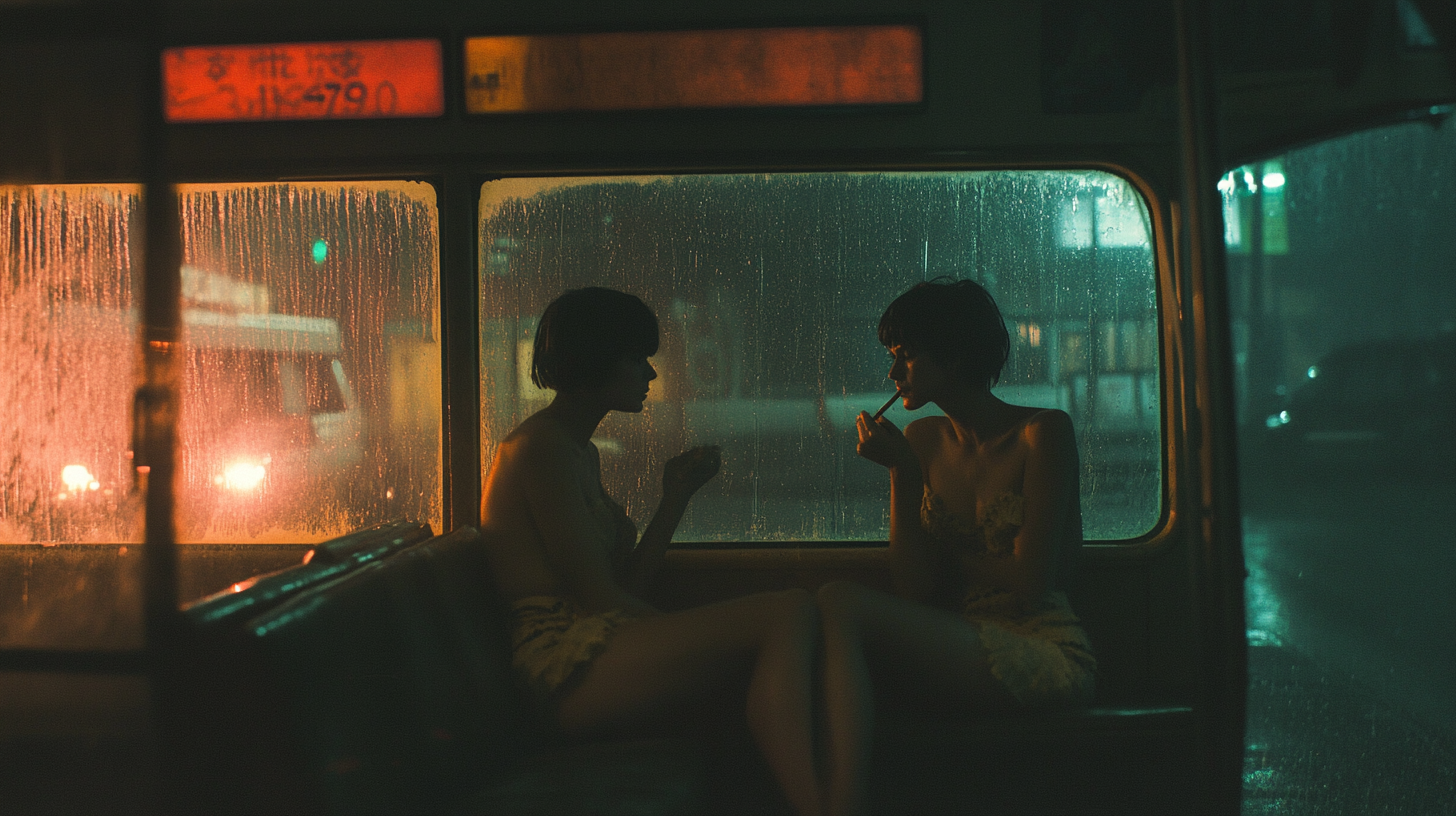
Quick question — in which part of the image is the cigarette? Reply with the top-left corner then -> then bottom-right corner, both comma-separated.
871,390 -> 901,420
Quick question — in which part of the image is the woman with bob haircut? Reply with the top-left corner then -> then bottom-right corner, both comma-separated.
479,287 -> 827,816
817,278 -> 1096,815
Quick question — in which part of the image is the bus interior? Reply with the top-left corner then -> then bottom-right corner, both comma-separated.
2,1 -> 1453,814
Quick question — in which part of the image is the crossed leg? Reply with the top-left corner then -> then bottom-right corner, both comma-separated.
816,580 -> 1017,816
557,588 -> 823,816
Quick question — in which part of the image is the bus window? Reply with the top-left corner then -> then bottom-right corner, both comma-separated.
1,180 -> 441,643
1,185 -> 141,547
175,183 -> 442,543
479,171 -> 1161,543
1227,115 -> 1456,810
0,182 -> 441,549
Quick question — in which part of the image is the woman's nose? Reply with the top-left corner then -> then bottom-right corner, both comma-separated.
647,362 -> 658,381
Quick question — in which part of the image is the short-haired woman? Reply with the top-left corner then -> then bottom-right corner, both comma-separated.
480,287 -> 826,816
818,278 -> 1096,815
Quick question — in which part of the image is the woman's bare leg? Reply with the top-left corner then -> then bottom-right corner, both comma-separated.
816,581 -> 1015,816
557,588 -> 822,816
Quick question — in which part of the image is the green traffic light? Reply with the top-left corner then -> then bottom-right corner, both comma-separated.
311,238 -> 329,265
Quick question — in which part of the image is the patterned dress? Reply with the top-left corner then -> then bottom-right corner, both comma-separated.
508,493 -> 640,704
921,487 -> 1097,708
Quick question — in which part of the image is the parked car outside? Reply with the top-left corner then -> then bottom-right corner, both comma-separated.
1255,333 -> 1455,480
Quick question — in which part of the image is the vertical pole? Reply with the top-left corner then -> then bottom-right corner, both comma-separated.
136,1 -> 181,658
441,173 -> 482,531
1174,1 -> 1248,813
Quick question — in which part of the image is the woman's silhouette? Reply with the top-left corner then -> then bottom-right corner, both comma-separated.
819,278 -> 1096,815
479,287 -> 825,816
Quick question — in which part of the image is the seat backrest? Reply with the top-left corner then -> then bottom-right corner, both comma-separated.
182,520 -> 433,635
302,520 -> 434,567
411,527 -> 542,748
236,527 -> 530,814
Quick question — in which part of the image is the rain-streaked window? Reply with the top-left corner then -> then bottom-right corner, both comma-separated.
1,182 -> 442,547
479,172 -> 1161,543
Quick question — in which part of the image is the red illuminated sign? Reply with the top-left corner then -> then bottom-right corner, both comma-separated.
463,26 -> 923,114
164,39 -> 444,123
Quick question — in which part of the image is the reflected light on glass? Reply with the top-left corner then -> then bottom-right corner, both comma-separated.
1265,410 -> 1292,428
1261,172 -> 1286,189
1307,365 -> 1319,379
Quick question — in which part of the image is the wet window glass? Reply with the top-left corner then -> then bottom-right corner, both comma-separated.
479,172 -> 1161,543
0,182 -> 441,646
176,183 -> 441,543
1228,116 -> 1456,812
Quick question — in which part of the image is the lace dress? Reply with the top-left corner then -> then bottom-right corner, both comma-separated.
921,488 -> 1097,708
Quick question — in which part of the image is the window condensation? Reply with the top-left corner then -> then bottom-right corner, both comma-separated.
479,172 -> 1161,542
0,183 -> 443,547
1,185 -> 141,547
176,183 -> 442,542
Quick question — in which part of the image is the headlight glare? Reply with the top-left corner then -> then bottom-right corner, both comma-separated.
222,461 -> 267,492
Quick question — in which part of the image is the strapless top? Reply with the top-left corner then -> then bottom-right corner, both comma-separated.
920,486 -> 1024,558
587,491 -> 638,574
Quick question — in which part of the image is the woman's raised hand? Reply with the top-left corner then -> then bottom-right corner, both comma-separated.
856,412 -> 915,469
663,445 -> 722,499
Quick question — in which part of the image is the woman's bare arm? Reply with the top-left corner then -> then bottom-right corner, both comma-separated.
516,434 -> 659,617
858,414 -> 942,602
619,445 -> 722,595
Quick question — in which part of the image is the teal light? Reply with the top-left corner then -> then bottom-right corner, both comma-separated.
311,238 -> 329,265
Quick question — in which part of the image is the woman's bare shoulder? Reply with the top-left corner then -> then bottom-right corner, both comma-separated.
903,415 -> 953,463
492,415 -> 583,483
501,413 -> 573,453
1017,408 -> 1077,452
903,414 -> 952,441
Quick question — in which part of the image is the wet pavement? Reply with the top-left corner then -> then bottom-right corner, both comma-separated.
1240,473 -> 1456,814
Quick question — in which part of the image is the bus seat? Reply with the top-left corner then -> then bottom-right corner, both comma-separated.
455,737 -> 706,816
182,520 -> 434,633
869,704 -> 1198,814
301,520 -> 434,567
225,527 -> 704,815
408,527 -> 541,746
414,529 -> 707,815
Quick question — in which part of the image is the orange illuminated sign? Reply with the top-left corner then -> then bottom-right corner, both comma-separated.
164,39 -> 444,122
464,26 -> 922,114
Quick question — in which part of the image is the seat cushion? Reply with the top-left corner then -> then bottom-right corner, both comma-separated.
456,738 -> 705,816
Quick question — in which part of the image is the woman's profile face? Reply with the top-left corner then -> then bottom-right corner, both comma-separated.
886,344 -> 952,410
598,354 -> 658,413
